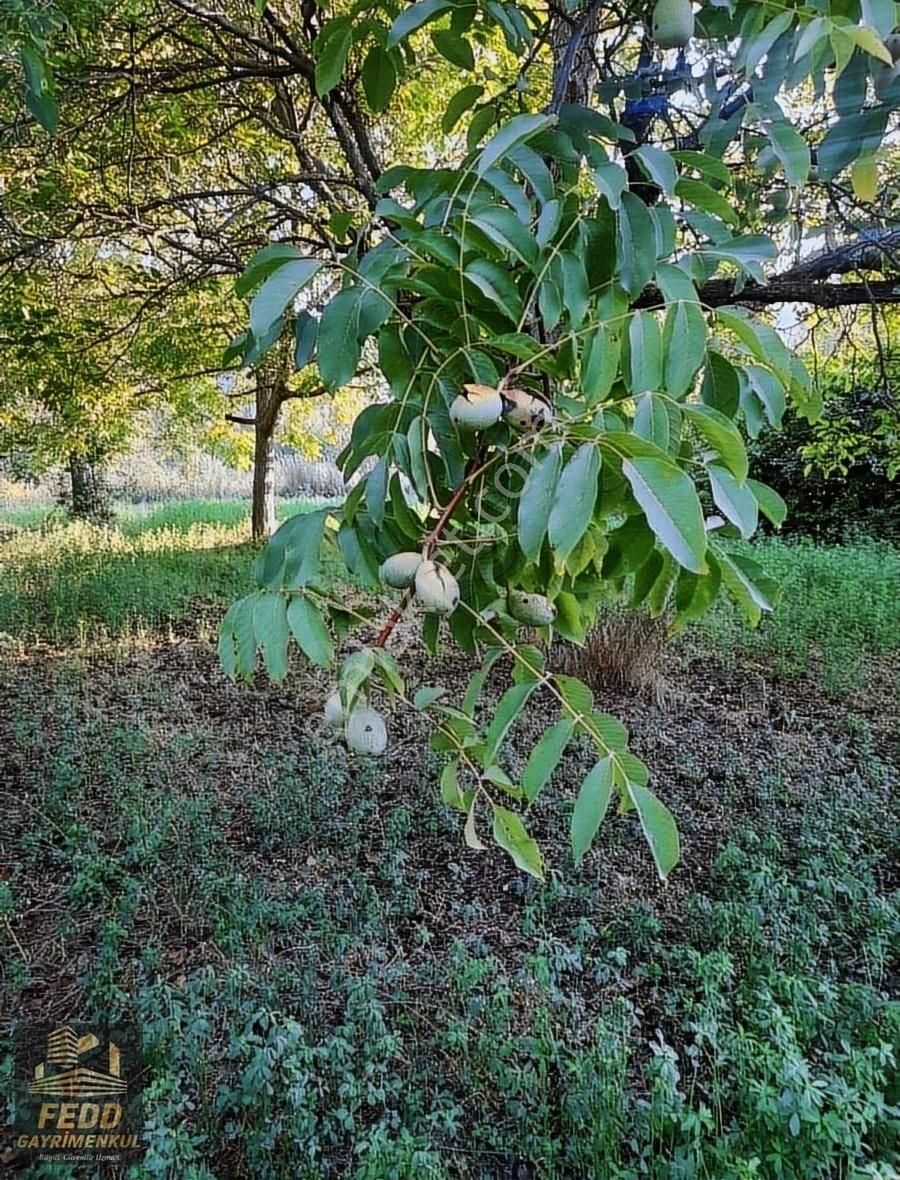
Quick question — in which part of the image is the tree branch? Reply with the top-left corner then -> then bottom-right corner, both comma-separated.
671,277 -> 900,311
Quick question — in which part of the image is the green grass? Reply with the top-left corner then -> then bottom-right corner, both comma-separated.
2,501 -> 897,695
0,499 -> 329,642
693,536 -> 900,692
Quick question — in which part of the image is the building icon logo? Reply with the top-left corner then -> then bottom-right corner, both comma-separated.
27,1026 -> 128,1098
6,1022 -> 144,1164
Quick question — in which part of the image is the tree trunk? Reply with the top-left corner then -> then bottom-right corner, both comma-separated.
250,362 -> 288,542
251,411 -> 277,542
68,453 -> 111,521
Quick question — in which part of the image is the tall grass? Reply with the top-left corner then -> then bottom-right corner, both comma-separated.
2,502 -> 897,692
0,499 -> 326,642
693,536 -> 900,692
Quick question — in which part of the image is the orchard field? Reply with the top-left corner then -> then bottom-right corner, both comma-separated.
1,502 -> 897,1178
5,0 -> 900,1175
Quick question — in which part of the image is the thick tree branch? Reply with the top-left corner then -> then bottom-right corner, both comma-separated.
664,277 -> 900,311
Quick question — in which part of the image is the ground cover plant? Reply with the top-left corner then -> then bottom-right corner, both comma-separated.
1,503 -> 898,1178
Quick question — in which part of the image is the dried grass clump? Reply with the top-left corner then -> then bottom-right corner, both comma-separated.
554,609 -> 672,703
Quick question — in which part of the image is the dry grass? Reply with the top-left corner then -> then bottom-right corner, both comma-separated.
553,609 -> 673,703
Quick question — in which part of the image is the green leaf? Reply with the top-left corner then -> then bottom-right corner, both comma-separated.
746,365 -> 786,428
20,46 -> 57,133
673,560 -> 721,630
625,311 -> 662,395
633,145 -> 677,195
464,800 -> 487,849
590,712 -> 628,752
482,167 -> 532,222
594,162 -> 626,209
663,302 -> 707,398
236,244 -> 303,298
715,307 -> 791,382
548,444 -> 601,560
793,14 -> 828,61
372,648 -> 405,696
622,457 -> 707,574
560,252 -> 589,327
510,144 -> 554,204
294,311 -> 318,369
413,685 -> 446,709
747,479 -> 787,527
260,509 -> 327,589
254,593 -> 290,683
431,28 -> 474,70
699,236 -> 777,282
441,84 -> 484,134
492,806 -> 544,878
518,443 -> 562,559
470,205 -> 537,266
764,119 -> 810,186
742,10 -> 793,75
683,404 -> 749,481
315,24 -> 352,96
476,113 -> 554,177
571,757 -> 614,866
708,464 -> 758,538
250,259 -> 324,340
626,782 -> 680,880
676,177 -> 739,226
339,648 -> 375,707
467,104 -> 498,150
465,258 -> 522,321
862,0 -> 897,37
616,192 -> 657,296
634,393 -> 678,453
318,288 -> 361,388
364,456 -> 388,527
522,717 -> 575,803
555,674 -> 593,717
462,648 -> 503,716
817,107 -> 887,180
287,597 -> 333,667
655,263 -> 697,305
581,323 -> 619,405
387,0 -> 452,47
362,46 -> 397,111
701,351 -> 740,417
716,549 -> 780,624
537,276 -> 562,332
219,594 -> 258,681
440,761 -> 465,809
843,24 -> 893,63
482,681 -> 536,765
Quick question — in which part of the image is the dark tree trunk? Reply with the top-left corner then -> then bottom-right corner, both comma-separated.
251,413 -> 277,542
549,2 -> 602,112
68,453 -> 111,521
250,364 -> 286,542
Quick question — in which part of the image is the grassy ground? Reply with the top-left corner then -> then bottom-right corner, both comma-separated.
0,500 -> 327,641
1,502 -> 898,1179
